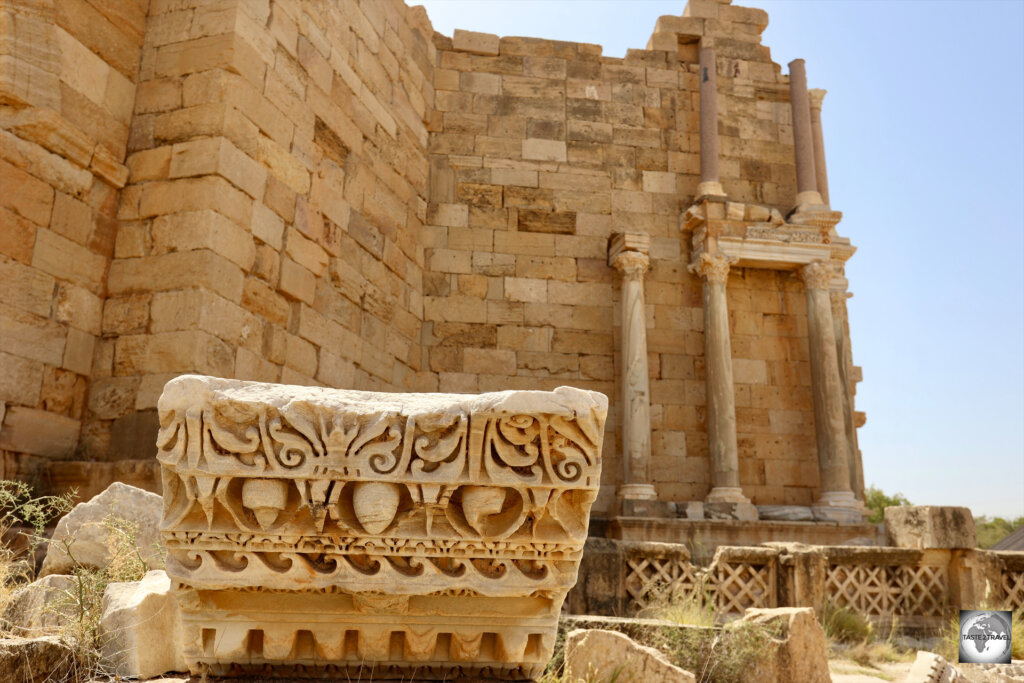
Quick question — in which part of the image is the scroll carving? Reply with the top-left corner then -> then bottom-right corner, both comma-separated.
158,375 -> 606,679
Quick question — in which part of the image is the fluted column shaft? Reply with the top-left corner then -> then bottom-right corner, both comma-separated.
788,59 -> 823,206
690,253 -> 747,503
611,247 -> 655,500
801,262 -> 854,503
698,47 -> 725,197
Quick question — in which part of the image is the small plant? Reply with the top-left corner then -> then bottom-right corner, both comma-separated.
50,513 -> 150,678
822,600 -> 874,644
0,480 -> 75,616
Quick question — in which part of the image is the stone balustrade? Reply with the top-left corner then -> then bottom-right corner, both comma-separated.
157,375 -> 606,679
569,539 -> 1024,632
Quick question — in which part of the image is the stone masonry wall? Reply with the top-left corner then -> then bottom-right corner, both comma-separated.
0,0 -> 863,513
421,2 -> 824,513
91,0 -> 434,463
1,0 -> 143,479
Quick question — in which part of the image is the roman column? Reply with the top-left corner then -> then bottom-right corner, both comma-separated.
610,234 -> 656,501
801,261 -> 857,512
690,252 -> 748,505
698,46 -> 726,198
831,290 -> 864,499
788,59 -> 824,207
809,89 -> 830,206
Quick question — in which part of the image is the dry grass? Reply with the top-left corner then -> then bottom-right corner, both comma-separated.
0,480 -> 150,682
822,602 -> 915,670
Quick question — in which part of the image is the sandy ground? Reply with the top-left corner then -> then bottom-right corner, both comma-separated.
829,657 -> 915,682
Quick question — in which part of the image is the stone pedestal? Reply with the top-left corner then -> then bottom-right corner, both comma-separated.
800,262 -> 860,521
157,375 -> 607,680
689,252 -> 751,508
609,233 -> 659,508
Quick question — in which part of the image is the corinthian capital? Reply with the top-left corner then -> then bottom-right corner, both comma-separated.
610,250 -> 650,279
800,260 -> 834,290
808,88 -> 827,111
688,252 -> 734,285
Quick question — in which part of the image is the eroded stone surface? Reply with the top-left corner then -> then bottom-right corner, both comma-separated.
0,635 -> 73,683
1,574 -> 75,636
885,506 -> 977,549
158,375 -> 606,679
726,607 -> 830,683
40,481 -> 163,576
100,569 -> 186,679
564,628 -> 696,683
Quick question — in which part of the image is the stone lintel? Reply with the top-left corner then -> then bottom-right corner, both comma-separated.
157,375 -> 608,679
717,236 -> 831,270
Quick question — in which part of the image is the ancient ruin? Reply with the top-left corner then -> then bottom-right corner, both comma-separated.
157,375 -> 606,677
5,0 -> 1021,679
1,0 -> 873,547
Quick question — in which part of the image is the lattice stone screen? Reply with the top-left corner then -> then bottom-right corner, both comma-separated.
615,544 -> 1024,629
157,376 -> 606,679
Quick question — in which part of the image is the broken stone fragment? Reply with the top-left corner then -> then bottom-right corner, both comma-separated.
40,481 -> 163,576
157,375 -> 607,679
100,569 -> 186,679
564,628 -> 696,683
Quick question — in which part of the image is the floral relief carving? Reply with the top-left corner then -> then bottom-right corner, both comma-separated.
158,375 -> 606,679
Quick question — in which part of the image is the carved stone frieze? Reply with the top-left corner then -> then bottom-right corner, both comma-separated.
158,375 -> 607,679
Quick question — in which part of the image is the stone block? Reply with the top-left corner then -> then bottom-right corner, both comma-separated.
40,482 -> 163,577
452,29 -> 499,56
1,574 -> 76,636
0,406 -> 78,459
565,629 -> 695,683
758,505 -> 814,521
100,570 -> 186,678
157,375 -> 607,679
706,501 -> 759,521
884,506 -> 977,549
522,138 -> 566,162
724,608 -> 830,683
0,636 -> 73,683
32,229 -> 107,295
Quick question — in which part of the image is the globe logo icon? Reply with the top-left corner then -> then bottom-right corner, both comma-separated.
959,610 -> 1012,664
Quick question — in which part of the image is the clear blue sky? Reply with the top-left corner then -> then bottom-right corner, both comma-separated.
418,0 -> 1024,519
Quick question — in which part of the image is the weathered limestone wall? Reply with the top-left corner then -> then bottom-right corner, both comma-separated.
1,0 -> 143,478
0,0 -> 865,516
421,2 -> 830,512
91,0 -> 435,466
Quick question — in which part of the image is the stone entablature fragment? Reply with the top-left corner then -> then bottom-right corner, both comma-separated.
157,375 -> 607,678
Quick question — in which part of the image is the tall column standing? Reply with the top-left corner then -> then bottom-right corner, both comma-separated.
698,46 -> 726,198
831,290 -> 864,500
788,59 -> 824,207
690,252 -> 750,506
610,234 -> 656,502
801,261 -> 858,517
809,89 -> 830,206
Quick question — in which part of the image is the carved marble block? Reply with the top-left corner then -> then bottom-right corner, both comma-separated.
157,375 -> 607,679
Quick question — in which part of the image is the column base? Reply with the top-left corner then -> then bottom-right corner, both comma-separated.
812,490 -> 864,523
794,190 -> 824,206
696,181 -> 726,198
705,486 -> 749,504
617,483 -> 657,501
